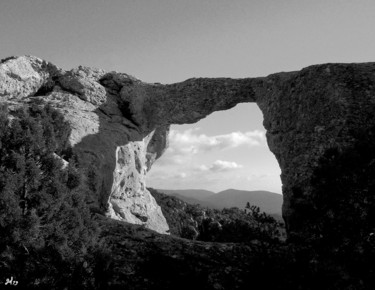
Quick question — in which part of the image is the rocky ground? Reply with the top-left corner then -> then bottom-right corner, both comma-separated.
96,217 -> 289,290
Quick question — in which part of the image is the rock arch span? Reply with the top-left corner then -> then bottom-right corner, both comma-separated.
1,55 -> 375,240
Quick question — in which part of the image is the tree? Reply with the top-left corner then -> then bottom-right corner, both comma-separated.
308,125 -> 375,286
310,126 -> 375,246
0,104 -> 101,288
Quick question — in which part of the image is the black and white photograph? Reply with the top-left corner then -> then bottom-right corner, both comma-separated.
0,0 -> 375,289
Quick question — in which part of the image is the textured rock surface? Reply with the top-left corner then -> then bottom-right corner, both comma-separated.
1,55 -> 375,240
0,56 -> 169,234
125,64 -> 375,241
95,217 -> 288,290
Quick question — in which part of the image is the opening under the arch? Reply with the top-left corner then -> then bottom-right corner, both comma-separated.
147,103 -> 282,215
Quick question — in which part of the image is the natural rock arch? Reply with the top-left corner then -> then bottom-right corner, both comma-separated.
1,55 -> 375,240
148,102 -> 281,195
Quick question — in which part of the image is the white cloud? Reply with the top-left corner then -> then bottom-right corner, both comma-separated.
167,128 -> 265,156
152,128 -> 266,166
199,160 -> 243,172
174,172 -> 187,179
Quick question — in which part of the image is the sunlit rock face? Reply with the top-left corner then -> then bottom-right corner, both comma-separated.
0,56 -> 170,234
2,55 -> 375,240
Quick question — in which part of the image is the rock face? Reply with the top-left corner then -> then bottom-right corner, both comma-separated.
1,55 -> 375,240
0,56 -> 169,234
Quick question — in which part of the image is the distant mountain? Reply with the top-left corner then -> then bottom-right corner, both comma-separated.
157,189 -> 215,200
167,193 -> 216,208
203,189 -> 282,215
156,188 -> 283,216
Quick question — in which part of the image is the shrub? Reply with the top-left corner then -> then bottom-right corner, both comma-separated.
0,104 -> 102,288
149,188 -> 284,243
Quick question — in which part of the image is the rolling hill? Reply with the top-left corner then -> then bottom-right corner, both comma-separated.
157,189 -> 215,200
203,189 -> 282,215
156,188 -> 283,216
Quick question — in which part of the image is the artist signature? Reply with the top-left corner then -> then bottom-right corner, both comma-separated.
2,277 -> 18,286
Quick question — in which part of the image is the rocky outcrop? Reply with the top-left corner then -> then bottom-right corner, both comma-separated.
0,56 -> 170,234
1,55 -> 375,240
95,216 -> 287,290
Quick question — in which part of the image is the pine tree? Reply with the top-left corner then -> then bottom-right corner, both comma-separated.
0,104 -> 101,288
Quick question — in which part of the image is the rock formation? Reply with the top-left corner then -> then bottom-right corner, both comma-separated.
1,55 -> 375,240
0,56 -> 170,234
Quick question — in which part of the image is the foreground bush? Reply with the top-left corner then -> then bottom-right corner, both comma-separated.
0,104 -> 103,288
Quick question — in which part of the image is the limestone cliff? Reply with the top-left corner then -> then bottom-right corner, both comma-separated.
1,55 -> 375,240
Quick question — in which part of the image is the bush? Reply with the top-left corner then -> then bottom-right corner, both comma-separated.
0,104 -> 103,288
149,188 -> 284,243
306,125 -> 375,287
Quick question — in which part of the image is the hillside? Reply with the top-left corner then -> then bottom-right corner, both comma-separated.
158,189 -> 215,200
167,193 -> 215,208
158,188 -> 283,216
204,189 -> 283,215
149,188 -> 285,242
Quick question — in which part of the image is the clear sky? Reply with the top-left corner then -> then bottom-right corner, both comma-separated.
1,0 -> 375,193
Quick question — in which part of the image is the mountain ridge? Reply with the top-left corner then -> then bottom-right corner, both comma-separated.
157,189 -> 215,199
157,188 -> 283,215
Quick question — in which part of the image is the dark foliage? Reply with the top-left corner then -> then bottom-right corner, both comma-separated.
305,125 -> 375,288
149,188 -> 284,243
310,128 -> 375,245
0,104 -> 105,288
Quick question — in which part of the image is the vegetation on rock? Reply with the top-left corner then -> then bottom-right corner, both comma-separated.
149,188 -> 284,243
305,125 -> 375,287
0,104 -> 104,288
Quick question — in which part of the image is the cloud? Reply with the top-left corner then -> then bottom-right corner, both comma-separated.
167,128 -> 266,156
174,172 -> 187,179
199,160 -> 243,172
152,128 -> 266,166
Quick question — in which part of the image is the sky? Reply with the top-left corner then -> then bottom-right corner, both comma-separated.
1,0 -> 375,193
